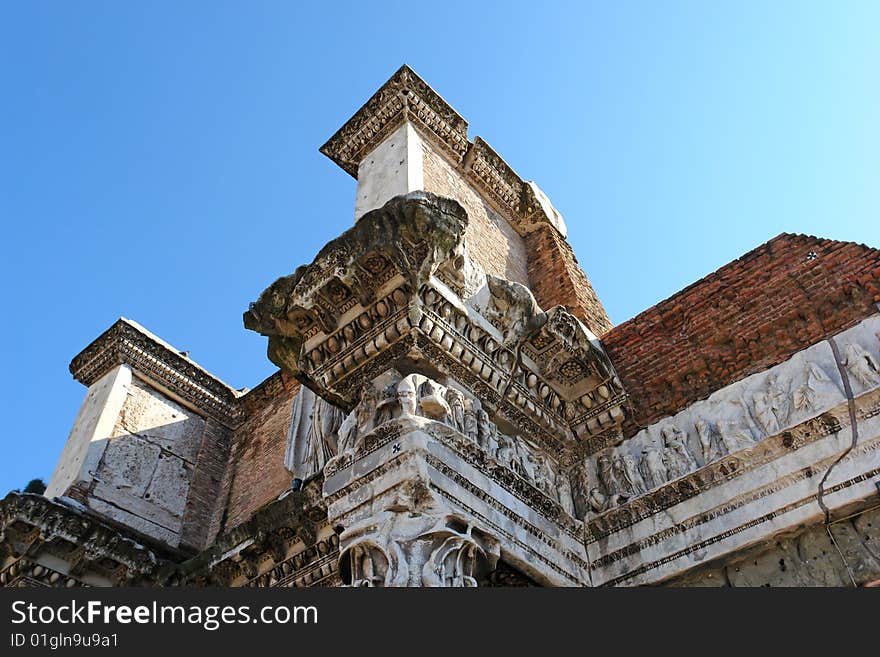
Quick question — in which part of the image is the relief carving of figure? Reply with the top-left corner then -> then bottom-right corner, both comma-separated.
375,382 -> 401,426
462,401 -> 479,443
337,386 -> 379,454
842,341 -> 880,389
510,439 -> 532,480
531,454 -> 557,501
418,378 -> 451,420
373,376 -> 419,425
694,418 -> 718,463
589,487 -> 609,514
614,453 -> 646,497
792,360 -> 834,414
556,472 -> 575,516
302,397 -> 344,477
639,445 -> 667,490
477,409 -> 495,451
495,433 -> 516,471
661,424 -> 697,475
571,463 -> 592,519
597,453 -> 624,505
662,445 -> 687,481
337,410 -> 357,456
444,387 -> 466,433
752,374 -> 790,435
717,419 -> 753,455
397,377 -> 418,417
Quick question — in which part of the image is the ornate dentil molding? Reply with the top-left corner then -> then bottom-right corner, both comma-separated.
244,192 -> 628,459
69,318 -> 241,425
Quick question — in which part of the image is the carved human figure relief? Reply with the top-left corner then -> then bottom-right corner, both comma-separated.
285,386 -> 348,480
611,455 -> 633,497
302,396 -> 344,478
397,377 -> 418,417
597,453 -> 623,504
639,445 -> 667,490
752,374 -> 790,436
622,453 -> 646,496
444,387 -> 466,433
662,424 -> 697,472
792,360 -> 835,415
494,433 -> 517,471
285,387 -> 314,475
505,439 -> 529,480
556,472 -> 575,516
571,463 -> 593,519
530,454 -> 557,500
842,341 -> 880,389
374,381 -> 401,426
476,409 -> 494,450
462,400 -> 479,443
337,410 -> 357,456
694,418 -> 719,463
417,378 -> 450,419
662,445 -> 686,481
717,419 -> 753,455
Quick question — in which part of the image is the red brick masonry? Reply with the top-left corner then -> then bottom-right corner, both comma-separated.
603,233 -> 880,437
524,223 -> 613,336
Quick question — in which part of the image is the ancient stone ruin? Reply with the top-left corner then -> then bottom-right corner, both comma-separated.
3,65 -> 880,587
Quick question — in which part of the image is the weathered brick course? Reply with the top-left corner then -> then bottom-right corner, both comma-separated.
422,145 -> 530,287
180,418 -> 233,551
524,223 -> 613,336
222,371 -> 300,531
603,233 -> 880,437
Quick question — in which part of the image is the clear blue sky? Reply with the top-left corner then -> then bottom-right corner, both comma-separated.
1,1 -> 878,494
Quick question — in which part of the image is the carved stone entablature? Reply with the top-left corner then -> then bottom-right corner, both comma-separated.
576,325 -> 873,524
319,65 -> 567,238
68,318 -> 241,426
244,191 -> 468,409
322,413 -> 589,586
307,371 -> 582,536
577,313 -> 880,586
1,557 -> 85,588
0,493 -> 168,587
320,64 -> 469,179
175,477 -> 339,588
246,192 -> 628,461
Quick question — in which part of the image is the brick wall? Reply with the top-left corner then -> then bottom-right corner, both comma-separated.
421,144 -> 530,287
603,233 -> 880,437
524,224 -> 613,336
180,418 -> 233,551
222,371 -> 300,531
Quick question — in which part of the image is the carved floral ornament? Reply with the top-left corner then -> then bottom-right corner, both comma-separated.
337,485 -> 501,588
245,192 -> 629,462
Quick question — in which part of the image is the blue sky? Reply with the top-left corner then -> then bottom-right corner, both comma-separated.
1,1 -> 878,494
